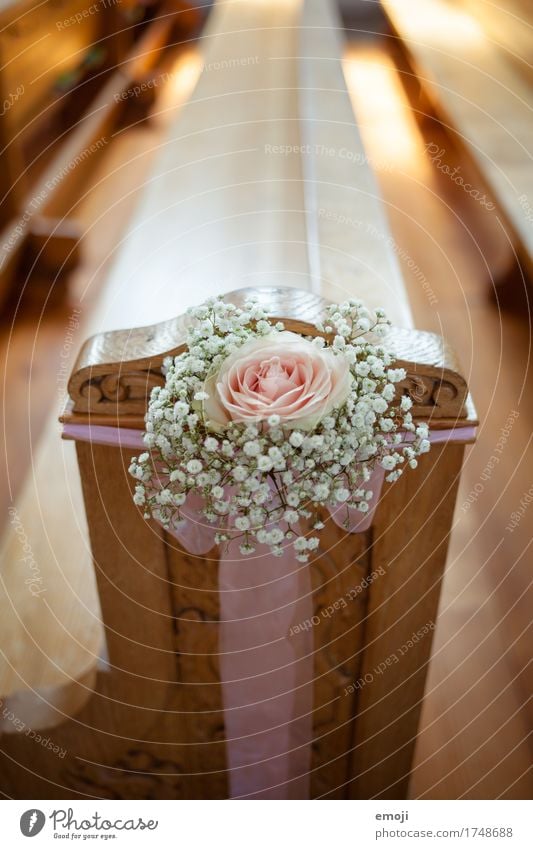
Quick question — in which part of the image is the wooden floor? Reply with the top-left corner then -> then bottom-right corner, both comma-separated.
1,36 -> 531,798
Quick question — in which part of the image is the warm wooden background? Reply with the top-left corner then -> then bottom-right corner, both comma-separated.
0,2 -> 531,798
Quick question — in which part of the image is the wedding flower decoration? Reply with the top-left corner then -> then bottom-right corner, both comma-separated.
202,331 -> 351,431
129,296 -> 430,561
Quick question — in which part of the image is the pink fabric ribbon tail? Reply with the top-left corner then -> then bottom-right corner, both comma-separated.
218,541 -> 313,799
161,490 -> 315,798
165,492 -> 314,798
62,420 -> 477,799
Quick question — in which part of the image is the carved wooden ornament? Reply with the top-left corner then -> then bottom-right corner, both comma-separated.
63,287 -> 475,432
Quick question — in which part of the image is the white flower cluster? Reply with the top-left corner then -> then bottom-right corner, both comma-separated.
129,297 -> 429,561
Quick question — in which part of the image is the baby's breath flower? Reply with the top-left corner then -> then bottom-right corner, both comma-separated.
174,401 -> 189,418
283,509 -> 299,524
133,487 -> 146,506
335,488 -> 350,502
257,455 -> 273,472
186,459 -> 202,474
314,483 -> 329,500
372,397 -> 388,414
269,528 -> 284,545
243,440 -> 260,457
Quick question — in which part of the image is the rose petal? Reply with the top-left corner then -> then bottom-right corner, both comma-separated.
202,330 -> 351,430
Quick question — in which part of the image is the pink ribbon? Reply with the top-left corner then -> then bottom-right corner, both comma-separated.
63,420 -> 476,798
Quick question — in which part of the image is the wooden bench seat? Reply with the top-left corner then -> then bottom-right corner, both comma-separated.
381,0 -> 533,288
90,0 -> 413,335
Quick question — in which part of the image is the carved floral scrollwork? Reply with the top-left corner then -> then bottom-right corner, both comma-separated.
395,373 -> 466,417
73,370 -> 165,416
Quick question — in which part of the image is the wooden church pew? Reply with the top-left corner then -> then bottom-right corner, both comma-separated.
0,0 -> 201,308
381,0 -> 533,298
463,0 -> 533,83
0,0 -> 476,799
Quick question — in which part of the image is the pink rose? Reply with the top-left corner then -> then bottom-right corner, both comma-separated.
202,331 -> 351,431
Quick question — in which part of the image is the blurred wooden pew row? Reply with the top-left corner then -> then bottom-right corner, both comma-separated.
381,0 -> 533,299
0,0 -> 475,799
0,0 -> 202,309
463,0 -> 533,83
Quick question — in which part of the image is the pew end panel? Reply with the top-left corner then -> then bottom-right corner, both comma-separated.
0,287 -> 479,799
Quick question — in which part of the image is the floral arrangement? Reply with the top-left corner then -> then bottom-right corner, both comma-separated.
129,296 -> 430,561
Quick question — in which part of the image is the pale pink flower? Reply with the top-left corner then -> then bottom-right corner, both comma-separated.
202,331 -> 351,431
